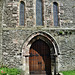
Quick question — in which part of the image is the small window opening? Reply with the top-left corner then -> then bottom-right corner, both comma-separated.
19,1 -> 25,26
53,2 -> 59,26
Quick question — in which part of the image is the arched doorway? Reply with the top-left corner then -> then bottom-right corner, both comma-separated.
29,39 -> 51,75
22,31 -> 59,75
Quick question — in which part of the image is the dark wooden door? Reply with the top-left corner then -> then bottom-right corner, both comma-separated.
29,39 -> 51,75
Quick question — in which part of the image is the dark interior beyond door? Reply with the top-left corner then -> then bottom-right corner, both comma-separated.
29,39 -> 51,75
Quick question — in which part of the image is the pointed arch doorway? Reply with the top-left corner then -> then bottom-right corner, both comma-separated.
22,31 -> 59,75
29,39 -> 51,75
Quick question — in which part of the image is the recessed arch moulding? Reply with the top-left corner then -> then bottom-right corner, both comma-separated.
22,31 -> 60,75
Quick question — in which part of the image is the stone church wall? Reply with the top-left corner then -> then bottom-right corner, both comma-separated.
0,0 -> 3,63
58,30 -> 75,71
2,0 -> 75,28
0,0 -> 75,73
2,29 -> 75,71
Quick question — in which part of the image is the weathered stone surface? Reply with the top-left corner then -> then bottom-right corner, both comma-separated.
2,29 -> 75,71
0,0 -> 3,63
0,0 -> 75,75
2,0 -> 75,28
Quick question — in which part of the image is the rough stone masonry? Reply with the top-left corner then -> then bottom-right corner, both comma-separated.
0,0 -> 75,75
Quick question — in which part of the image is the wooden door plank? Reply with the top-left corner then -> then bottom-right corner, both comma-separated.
29,39 -> 51,75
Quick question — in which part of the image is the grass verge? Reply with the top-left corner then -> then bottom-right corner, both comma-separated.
61,70 -> 75,75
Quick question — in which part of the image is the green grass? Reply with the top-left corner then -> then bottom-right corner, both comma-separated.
61,70 -> 75,75
0,67 -> 21,75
